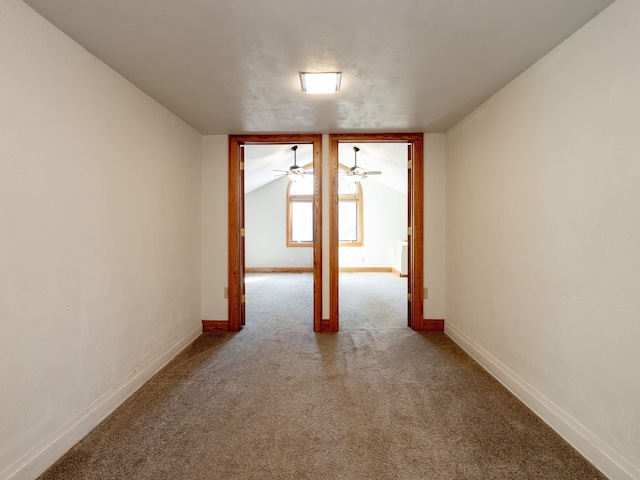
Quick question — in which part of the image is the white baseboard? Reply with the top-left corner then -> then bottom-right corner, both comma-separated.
445,323 -> 638,480
3,326 -> 202,480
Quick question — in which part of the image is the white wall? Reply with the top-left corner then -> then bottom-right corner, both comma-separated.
244,170 -> 407,269
201,135 -> 228,321
339,178 -> 407,268
444,1 -> 640,478
245,176 -> 314,268
0,2 -> 203,479
321,135 -> 331,318
424,134 -> 446,320
244,159 -> 410,271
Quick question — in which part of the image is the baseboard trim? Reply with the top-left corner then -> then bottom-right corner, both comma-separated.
391,267 -> 407,277
339,267 -> 392,273
410,318 -> 445,331
444,323 -> 637,480
4,325 -> 202,480
245,267 -> 313,273
421,319 -> 445,331
202,320 -> 229,332
318,318 -> 333,332
246,267 -> 394,274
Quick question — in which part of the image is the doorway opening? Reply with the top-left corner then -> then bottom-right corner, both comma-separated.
228,134 -> 322,332
228,135 -> 322,332
336,142 -> 409,330
243,143 -> 316,327
329,134 -> 424,332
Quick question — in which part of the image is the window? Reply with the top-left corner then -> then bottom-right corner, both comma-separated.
286,164 -> 363,247
286,168 -> 314,246
337,167 -> 363,246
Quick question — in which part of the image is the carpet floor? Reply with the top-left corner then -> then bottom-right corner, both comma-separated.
39,273 -> 606,479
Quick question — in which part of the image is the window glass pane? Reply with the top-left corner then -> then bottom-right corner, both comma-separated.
291,202 -> 313,242
338,175 -> 358,194
289,173 -> 314,195
339,201 -> 358,242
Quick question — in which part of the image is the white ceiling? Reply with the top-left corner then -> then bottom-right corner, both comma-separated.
23,0 -> 614,135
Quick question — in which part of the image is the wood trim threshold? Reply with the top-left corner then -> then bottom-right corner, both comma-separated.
415,319 -> 445,332
245,267 -> 313,273
339,267 -> 392,273
319,318 -> 333,332
202,320 -> 229,333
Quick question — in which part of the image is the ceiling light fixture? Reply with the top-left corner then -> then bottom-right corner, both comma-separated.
300,72 -> 341,94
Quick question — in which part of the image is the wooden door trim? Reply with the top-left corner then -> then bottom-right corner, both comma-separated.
228,138 -> 242,332
228,134 -> 323,332
328,133 -> 424,332
410,137 -> 424,330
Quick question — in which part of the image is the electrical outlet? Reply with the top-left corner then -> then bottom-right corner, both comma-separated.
224,287 -> 228,298
424,287 -> 428,299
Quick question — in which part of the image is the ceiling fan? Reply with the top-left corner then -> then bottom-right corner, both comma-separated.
343,146 -> 382,182
273,145 -> 311,182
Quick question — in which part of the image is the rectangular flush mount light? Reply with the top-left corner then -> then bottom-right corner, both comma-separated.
300,72 -> 341,94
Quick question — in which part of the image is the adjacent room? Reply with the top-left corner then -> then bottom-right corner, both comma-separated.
243,142 -> 409,330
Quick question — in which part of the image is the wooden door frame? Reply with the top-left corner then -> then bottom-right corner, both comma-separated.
328,133 -> 424,332
228,134 -> 323,332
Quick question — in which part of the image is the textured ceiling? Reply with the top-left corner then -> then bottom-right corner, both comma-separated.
23,0 -> 614,135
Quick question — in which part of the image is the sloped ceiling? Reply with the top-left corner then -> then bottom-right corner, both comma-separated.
244,143 -> 409,194
23,0 -> 614,135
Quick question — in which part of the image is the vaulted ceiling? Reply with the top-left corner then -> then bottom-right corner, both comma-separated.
244,142 -> 409,193
23,0 -> 614,135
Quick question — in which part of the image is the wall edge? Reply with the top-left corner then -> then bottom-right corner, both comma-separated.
3,326 -> 202,480
444,323 -> 639,480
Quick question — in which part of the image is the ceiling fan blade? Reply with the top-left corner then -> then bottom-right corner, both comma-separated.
365,171 -> 382,175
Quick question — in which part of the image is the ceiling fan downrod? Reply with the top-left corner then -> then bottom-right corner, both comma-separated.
351,146 -> 360,171
290,145 -> 299,171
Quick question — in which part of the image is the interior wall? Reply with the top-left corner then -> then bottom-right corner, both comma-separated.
321,134 -> 331,319
0,2 -> 203,479
423,134 -> 446,320
245,176 -> 314,268
338,178 -> 407,268
244,174 -> 406,269
444,1 -> 640,478
201,135 -> 228,321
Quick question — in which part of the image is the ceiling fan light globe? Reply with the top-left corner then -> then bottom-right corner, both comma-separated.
288,171 -> 302,182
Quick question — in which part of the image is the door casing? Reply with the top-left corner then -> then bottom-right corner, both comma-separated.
228,134 -> 323,332
228,133 -> 423,333
328,133 -> 424,332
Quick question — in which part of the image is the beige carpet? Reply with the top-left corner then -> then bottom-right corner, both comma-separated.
39,273 -> 606,479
